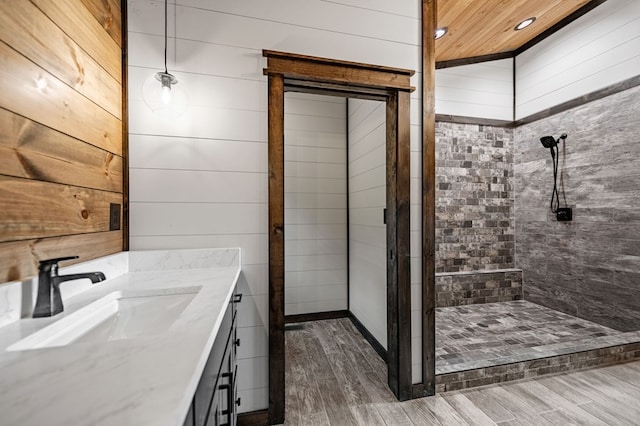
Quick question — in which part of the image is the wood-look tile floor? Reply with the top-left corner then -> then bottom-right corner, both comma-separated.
282,318 -> 640,425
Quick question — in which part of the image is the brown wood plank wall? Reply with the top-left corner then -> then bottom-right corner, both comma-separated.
0,0 -> 125,283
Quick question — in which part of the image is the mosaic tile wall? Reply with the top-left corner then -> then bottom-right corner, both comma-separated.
515,85 -> 640,332
436,122 -> 515,273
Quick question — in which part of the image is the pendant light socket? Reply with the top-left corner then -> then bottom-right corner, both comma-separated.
141,0 -> 187,116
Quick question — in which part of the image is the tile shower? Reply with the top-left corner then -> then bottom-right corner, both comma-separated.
433,85 -> 640,391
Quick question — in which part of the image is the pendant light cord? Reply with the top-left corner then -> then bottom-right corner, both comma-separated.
163,0 -> 168,74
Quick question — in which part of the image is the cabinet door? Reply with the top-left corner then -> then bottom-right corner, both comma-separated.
193,301 -> 233,426
208,388 -> 221,426
231,291 -> 242,425
232,364 -> 240,426
216,344 -> 234,426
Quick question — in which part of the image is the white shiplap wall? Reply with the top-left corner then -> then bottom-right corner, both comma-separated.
516,0 -> 640,119
127,0 -> 422,411
347,99 -> 387,349
435,58 -> 513,121
284,93 -> 348,316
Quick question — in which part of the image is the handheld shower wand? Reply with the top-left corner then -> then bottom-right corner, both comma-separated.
539,133 -> 571,221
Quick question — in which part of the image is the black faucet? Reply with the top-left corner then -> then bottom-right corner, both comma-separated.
33,256 -> 106,318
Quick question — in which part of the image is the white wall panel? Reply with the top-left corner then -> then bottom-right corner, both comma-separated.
285,239 -> 347,256
176,0 -> 420,45
347,99 -> 387,349
236,357 -> 268,390
129,1 -> 420,69
285,269 -> 347,287
236,326 -> 268,359
285,114 -> 345,133
237,294 -> 269,328
129,234 -> 267,266
435,58 -> 513,120
284,145 -> 346,164
284,224 -> 347,241
285,162 -> 347,179
284,93 -> 348,316
130,203 -> 267,236
284,177 -> 347,194
128,0 -> 423,410
128,99 -> 267,142
236,265 -> 268,296
319,0 -> 419,18
130,169 -> 267,203
284,193 -> 346,209
129,135 -> 267,173
516,0 -> 640,119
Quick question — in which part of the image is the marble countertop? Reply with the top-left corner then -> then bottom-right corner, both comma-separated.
0,248 -> 241,426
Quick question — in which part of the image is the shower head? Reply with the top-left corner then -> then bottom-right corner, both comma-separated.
540,133 -> 568,148
540,136 -> 557,148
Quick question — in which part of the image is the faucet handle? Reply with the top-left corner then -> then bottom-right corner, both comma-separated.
38,256 -> 80,273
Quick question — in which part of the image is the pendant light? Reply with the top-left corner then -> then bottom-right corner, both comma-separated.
142,0 -> 187,115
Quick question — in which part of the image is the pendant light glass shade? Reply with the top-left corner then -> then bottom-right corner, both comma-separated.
141,0 -> 187,116
142,70 -> 187,116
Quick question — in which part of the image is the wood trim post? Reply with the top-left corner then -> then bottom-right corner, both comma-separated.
397,91 -> 413,400
267,74 -> 285,425
421,0 -> 437,397
386,91 -> 413,400
386,93 -> 399,396
121,0 -> 129,251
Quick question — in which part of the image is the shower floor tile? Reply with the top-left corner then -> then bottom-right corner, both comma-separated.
436,300 -> 624,373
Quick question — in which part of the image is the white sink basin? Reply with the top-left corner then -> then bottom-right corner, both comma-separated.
7,287 -> 201,352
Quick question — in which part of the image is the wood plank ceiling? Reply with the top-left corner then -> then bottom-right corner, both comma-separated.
435,0 -> 592,62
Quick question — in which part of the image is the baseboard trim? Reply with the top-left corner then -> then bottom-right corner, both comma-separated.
237,409 -> 269,426
348,312 -> 387,362
284,310 -> 348,324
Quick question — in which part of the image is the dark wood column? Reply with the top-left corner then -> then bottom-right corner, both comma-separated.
267,74 -> 285,425
386,90 -> 413,401
422,0 -> 437,397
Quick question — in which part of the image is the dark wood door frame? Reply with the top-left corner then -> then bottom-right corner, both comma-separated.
264,49 -> 415,424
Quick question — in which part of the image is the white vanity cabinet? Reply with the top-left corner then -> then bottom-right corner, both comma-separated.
184,286 -> 242,426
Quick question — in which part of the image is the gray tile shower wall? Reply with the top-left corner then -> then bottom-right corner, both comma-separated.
515,85 -> 640,332
436,269 -> 522,307
435,122 -> 515,273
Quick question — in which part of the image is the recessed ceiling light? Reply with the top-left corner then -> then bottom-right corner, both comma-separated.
434,27 -> 448,40
515,17 -> 536,31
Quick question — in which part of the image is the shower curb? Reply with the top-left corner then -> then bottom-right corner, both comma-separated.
435,341 -> 640,392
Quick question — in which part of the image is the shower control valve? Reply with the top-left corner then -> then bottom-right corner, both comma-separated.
556,207 -> 573,222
